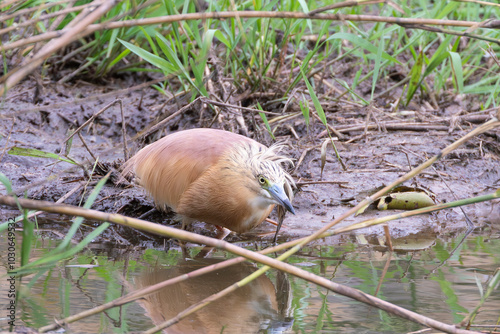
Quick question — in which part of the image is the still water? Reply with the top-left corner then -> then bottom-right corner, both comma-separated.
0,227 -> 499,333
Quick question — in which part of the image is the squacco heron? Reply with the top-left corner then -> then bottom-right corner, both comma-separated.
122,128 -> 295,237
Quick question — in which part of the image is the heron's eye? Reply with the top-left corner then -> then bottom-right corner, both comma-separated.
258,176 -> 266,185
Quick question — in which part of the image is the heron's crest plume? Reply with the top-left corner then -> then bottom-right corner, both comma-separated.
228,142 -> 295,201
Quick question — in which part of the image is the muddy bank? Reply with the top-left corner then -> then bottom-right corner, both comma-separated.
1,76 -> 499,247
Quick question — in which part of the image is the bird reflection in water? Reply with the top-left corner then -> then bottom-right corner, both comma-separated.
133,258 -> 293,333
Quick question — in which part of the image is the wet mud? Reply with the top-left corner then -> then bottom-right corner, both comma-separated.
1,75 -> 499,248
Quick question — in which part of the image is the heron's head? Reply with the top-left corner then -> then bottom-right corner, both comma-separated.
229,142 -> 295,214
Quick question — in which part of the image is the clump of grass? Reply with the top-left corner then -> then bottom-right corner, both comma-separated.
2,0 -> 499,108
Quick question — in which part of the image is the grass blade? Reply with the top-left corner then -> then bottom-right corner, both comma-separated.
301,70 -> 346,170
449,51 -> 464,93
371,29 -> 385,100
325,33 -> 400,64
8,147 -> 78,165
257,103 -> 275,140
406,51 -> 424,105
299,95 -> 310,129
301,70 -> 326,125
21,210 -> 34,267
422,35 -> 453,79
0,171 -> 13,194
119,38 -> 176,73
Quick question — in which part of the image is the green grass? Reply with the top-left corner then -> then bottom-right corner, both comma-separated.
2,0 -> 499,108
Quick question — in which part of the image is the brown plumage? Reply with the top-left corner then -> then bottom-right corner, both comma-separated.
122,128 -> 294,234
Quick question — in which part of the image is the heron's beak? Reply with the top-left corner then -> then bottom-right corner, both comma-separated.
268,183 -> 295,215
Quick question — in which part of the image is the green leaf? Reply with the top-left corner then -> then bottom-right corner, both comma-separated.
21,212 -> 34,267
483,77 -> 500,109
65,132 -> 73,157
302,71 -> 346,170
8,147 -> 78,165
214,30 -> 231,49
191,29 -> 217,97
297,0 -> 312,33
0,173 -> 16,233
464,76 -> 500,94
325,33 -> 400,64
138,26 -> 158,56
118,38 -> 175,73
405,36 -> 453,105
0,172 -> 13,194
371,32 -> 385,99
155,33 -> 183,70
257,103 -> 275,140
189,58 -> 207,97
106,48 -> 131,72
301,70 -> 326,125
201,29 -> 217,59
406,51 -> 424,105
285,47 -> 321,95
106,27 -> 120,58
336,78 -> 368,105
422,35 -> 453,78
352,68 -> 362,91
449,51 -> 464,93
436,1 -> 459,19
299,96 -> 310,128
155,32 -> 197,90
